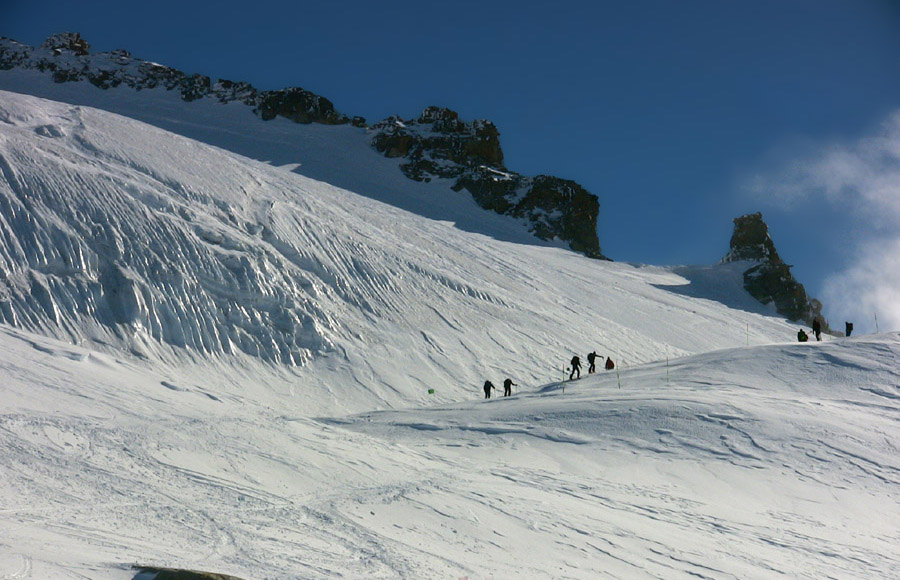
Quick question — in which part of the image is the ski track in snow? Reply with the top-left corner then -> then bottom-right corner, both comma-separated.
0,89 -> 897,578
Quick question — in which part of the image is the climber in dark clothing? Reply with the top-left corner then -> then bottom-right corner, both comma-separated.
587,351 -> 599,374
798,329 -> 809,342
570,355 -> 581,380
812,318 -> 822,341
503,378 -> 516,397
483,380 -> 496,399
845,321 -> 853,337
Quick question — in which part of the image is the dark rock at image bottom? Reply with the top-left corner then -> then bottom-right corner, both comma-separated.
133,566 -> 246,580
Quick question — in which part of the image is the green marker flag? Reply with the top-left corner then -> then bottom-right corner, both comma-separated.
428,388 -> 435,395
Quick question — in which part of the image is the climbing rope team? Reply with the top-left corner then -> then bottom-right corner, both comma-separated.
482,350 -> 615,399
572,352 -> 614,380
483,378 -> 519,399
483,318 -> 853,400
798,318 -> 852,343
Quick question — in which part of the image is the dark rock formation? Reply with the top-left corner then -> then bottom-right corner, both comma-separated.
0,34 -> 348,125
372,107 -> 605,258
256,87 -> 348,124
0,37 -> 33,70
723,213 -> 825,327
133,566 -> 246,580
0,34 -> 604,258
724,212 -> 780,263
41,32 -> 90,56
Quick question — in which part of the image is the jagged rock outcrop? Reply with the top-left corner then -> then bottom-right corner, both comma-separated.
0,34 -> 604,258
256,87 -> 347,124
723,212 -> 825,327
0,33 -> 350,123
371,107 -> 605,258
41,32 -> 90,56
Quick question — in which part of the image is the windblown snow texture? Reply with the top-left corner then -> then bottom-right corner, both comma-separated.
0,92 -> 897,579
0,90 -> 798,409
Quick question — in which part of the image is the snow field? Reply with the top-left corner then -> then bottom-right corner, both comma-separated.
0,89 -> 798,415
1,325 -> 898,579
0,90 -> 896,579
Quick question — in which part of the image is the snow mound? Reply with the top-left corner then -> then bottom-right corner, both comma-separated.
0,324 -> 897,579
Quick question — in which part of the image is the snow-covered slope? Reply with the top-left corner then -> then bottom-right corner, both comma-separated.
0,35 -> 604,258
0,90 -> 797,414
0,66 -> 581,252
1,91 -> 896,580
1,324 -> 897,579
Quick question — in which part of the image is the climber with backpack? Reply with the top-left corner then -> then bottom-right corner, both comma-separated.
569,355 -> 582,380
587,351 -> 599,373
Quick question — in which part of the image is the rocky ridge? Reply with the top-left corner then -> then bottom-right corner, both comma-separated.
371,107 -> 604,258
0,33 -> 349,124
723,212 -> 825,327
0,33 -> 602,257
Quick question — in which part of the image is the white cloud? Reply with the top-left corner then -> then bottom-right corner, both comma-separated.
822,236 -> 900,333
746,111 -> 900,333
750,112 -> 900,223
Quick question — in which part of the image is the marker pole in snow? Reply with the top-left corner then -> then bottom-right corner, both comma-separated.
666,347 -> 669,384
875,312 -> 879,333
747,323 -> 750,346
616,358 -> 622,389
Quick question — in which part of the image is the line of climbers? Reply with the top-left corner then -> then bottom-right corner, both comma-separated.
486,317 -> 859,399
487,318 -> 857,398
798,320 -> 853,343
487,318 -> 858,399
483,377 -> 516,399
569,351 -> 614,380
482,350 -> 616,399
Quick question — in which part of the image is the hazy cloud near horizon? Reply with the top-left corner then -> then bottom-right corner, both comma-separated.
745,111 -> 900,333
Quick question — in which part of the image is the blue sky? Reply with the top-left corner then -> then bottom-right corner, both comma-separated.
4,0 -> 900,330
